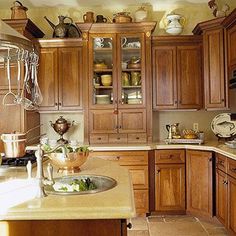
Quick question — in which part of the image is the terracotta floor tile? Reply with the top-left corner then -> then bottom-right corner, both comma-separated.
147,216 -> 165,223
148,222 -> 208,236
130,217 -> 148,230
128,230 -> 149,236
199,221 -> 229,235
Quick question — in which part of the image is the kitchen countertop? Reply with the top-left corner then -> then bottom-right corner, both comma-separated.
0,158 -> 136,220
90,140 -> 236,161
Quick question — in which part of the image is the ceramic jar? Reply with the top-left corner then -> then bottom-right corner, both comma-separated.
164,13 -> 186,35
134,7 -> 147,22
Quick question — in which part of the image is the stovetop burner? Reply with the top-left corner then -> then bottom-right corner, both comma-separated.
1,151 -> 36,167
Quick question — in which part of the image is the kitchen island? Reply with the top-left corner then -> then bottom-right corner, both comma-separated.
0,158 -> 136,236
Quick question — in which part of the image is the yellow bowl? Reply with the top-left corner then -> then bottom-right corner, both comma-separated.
47,151 -> 89,174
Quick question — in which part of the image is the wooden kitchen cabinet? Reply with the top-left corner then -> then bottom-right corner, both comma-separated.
150,150 -> 186,214
89,151 -> 149,215
152,36 -> 202,110
193,18 -> 228,110
37,39 -> 85,111
216,153 -> 236,235
186,150 -> 213,218
77,22 -> 156,144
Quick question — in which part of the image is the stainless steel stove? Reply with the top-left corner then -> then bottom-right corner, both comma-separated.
0,151 -> 37,172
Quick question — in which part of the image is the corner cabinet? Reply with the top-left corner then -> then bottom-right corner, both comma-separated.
152,36 -> 202,110
37,39 -> 86,111
193,17 -> 228,110
77,22 -> 156,144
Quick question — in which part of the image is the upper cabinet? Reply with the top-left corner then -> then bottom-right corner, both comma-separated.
152,36 -> 202,110
193,17 -> 228,110
222,9 -> 236,88
37,39 -> 86,111
77,22 -> 156,144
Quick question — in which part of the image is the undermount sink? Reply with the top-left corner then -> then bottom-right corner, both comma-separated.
44,175 -> 117,195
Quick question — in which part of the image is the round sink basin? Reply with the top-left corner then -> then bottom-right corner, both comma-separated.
44,175 -> 117,195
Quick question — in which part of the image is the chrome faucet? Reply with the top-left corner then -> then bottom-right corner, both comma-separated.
26,144 -> 67,198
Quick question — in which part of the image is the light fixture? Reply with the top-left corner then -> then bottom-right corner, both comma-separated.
0,20 -> 42,110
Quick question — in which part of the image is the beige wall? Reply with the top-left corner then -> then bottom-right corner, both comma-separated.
1,1 -> 236,142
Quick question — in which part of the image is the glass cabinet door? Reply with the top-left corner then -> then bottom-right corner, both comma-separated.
118,34 -> 145,106
91,35 -> 115,107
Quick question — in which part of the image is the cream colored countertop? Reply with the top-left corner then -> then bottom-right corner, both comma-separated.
0,158 -> 136,220
90,141 -> 236,161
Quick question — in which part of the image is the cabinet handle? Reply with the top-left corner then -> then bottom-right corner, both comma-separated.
97,137 -> 101,140
169,155 -> 173,159
119,125 -> 122,129
58,102 -> 62,106
117,137 -> 120,140
209,158 -> 212,162
156,169 -> 160,174
116,156 -> 120,160
127,223 -> 132,229
55,102 -> 58,106
113,109 -> 118,115
221,99 -> 225,102
136,137 -> 140,140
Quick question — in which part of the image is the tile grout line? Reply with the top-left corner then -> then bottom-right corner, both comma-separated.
195,217 -> 210,236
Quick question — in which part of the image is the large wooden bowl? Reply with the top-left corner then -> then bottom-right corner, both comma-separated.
47,151 -> 89,174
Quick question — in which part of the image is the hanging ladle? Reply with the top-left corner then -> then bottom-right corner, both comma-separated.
2,48 -> 17,106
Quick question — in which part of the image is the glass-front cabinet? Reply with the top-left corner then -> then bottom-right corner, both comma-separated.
89,33 -> 145,108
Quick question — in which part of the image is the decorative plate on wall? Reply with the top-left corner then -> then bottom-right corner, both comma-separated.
211,113 -> 236,138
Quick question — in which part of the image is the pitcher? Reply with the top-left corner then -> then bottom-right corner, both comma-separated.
164,13 -> 186,35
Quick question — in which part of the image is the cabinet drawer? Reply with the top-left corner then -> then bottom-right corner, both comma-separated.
89,151 -> 148,165
128,133 -> 147,143
127,166 -> 148,189
216,153 -> 227,173
108,134 -> 127,143
228,158 -> 236,179
134,189 -> 149,215
155,150 -> 185,164
90,134 -> 108,144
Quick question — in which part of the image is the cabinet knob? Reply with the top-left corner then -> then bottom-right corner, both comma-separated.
156,169 -> 160,174
174,101 -> 177,104
127,223 -> 132,229
58,102 -> 62,106
231,168 -> 236,172
117,137 -> 121,140
113,109 -> 118,115
55,102 -> 58,106
119,125 -> 122,129
136,137 -> 140,140
221,99 -> 225,102
97,137 -> 101,140
223,180 -> 228,185
116,156 -> 120,160
209,157 -> 212,162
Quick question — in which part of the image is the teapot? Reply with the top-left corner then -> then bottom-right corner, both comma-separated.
50,116 -> 75,144
44,15 -> 81,38
166,123 -> 181,139
164,13 -> 186,35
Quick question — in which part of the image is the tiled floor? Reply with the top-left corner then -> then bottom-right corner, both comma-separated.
128,215 -> 229,236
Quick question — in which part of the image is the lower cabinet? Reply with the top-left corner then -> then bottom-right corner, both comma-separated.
89,151 -> 149,215
152,150 -> 186,214
186,150 -> 213,218
216,153 -> 236,235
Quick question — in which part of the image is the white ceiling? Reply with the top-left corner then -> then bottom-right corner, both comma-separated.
0,0 -> 207,8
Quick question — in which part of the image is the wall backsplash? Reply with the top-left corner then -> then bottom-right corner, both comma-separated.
40,113 -> 84,143
152,110 -> 226,142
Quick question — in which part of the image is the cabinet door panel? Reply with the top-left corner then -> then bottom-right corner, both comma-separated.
216,169 -> 228,227
38,48 -> 58,110
204,29 -> 227,109
177,45 -> 202,109
152,46 -> 177,109
118,109 -> 146,133
228,176 -> 236,234
59,47 -> 82,110
134,189 -> 149,215
127,166 -> 148,189
155,164 -> 185,211
186,150 -> 213,217
227,25 -> 236,67
89,110 -> 117,134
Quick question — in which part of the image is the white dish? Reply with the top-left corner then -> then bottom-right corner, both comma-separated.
211,113 -> 236,138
